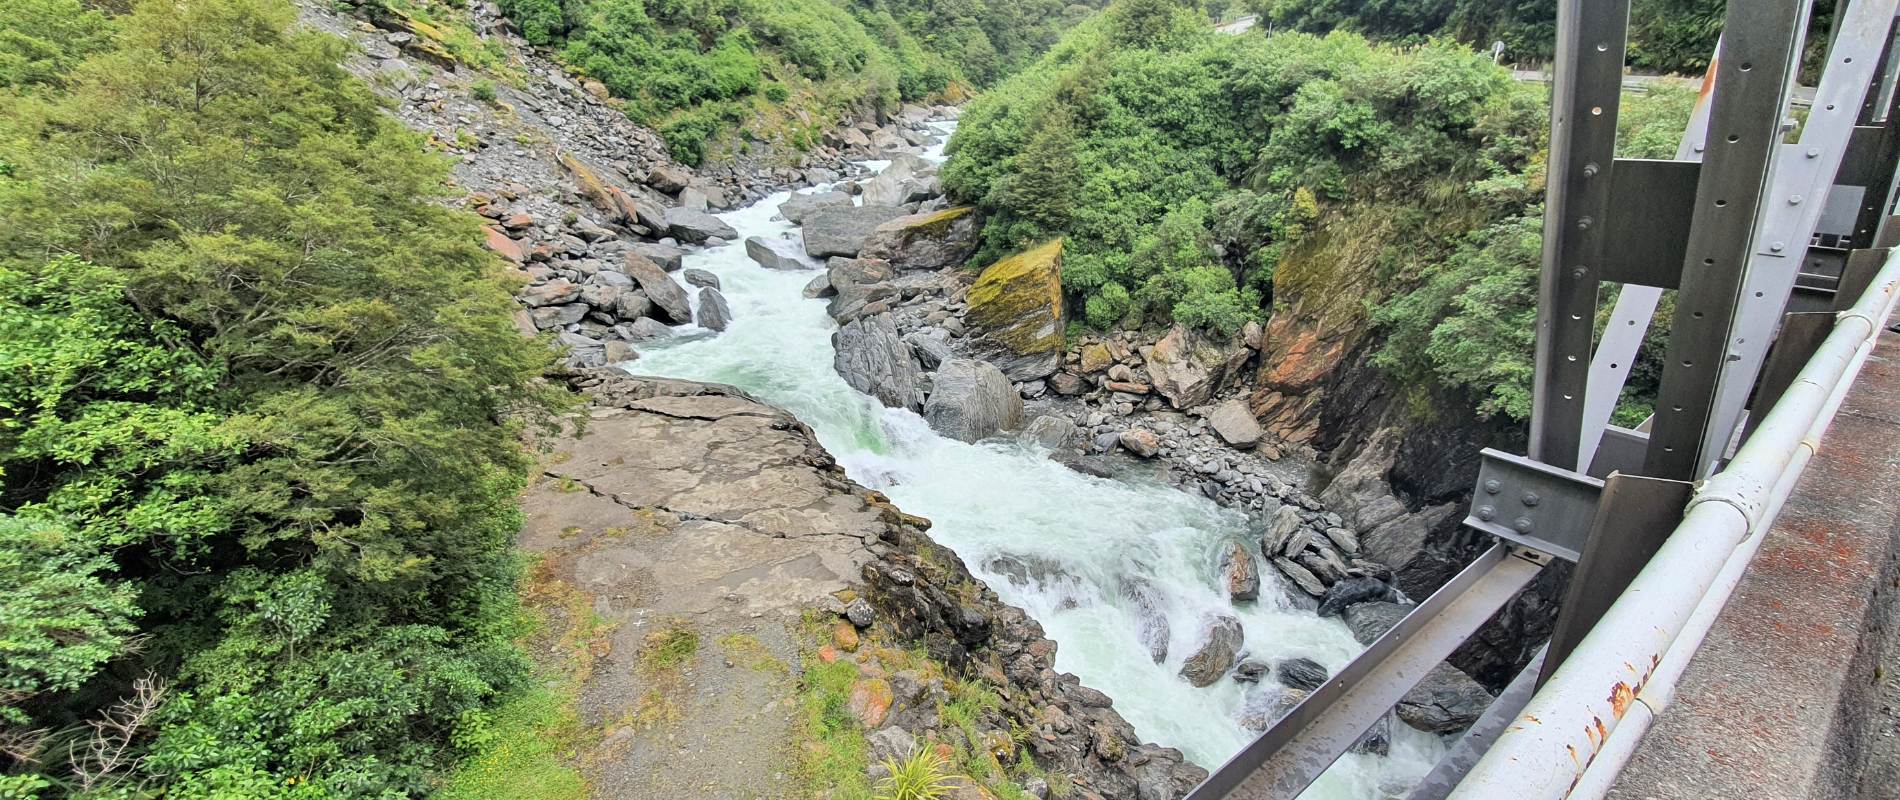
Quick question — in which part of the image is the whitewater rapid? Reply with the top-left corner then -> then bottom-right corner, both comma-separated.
624,128 -> 1443,798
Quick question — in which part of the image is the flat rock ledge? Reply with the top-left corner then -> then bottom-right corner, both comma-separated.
529,370 -> 1206,799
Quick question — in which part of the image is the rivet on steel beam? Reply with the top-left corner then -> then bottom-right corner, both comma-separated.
1478,505 -> 1498,522
1514,517 -> 1535,534
1806,147 -> 1821,158
1582,163 -> 1599,178
1694,143 -> 1706,153
1522,492 -> 1541,507
1577,216 -> 1593,231
1770,241 -> 1785,252
1789,195 -> 1803,205
1484,479 -> 1502,494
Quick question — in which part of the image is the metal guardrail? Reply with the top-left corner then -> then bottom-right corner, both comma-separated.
1448,244 -> 1900,800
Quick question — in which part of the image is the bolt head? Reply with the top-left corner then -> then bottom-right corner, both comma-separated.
1522,492 -> 1542,507
1770,241 -> 1785,252
1514,517 -> 1535,534
1484,479 -> 1502,494
1478,505 -> 1497,522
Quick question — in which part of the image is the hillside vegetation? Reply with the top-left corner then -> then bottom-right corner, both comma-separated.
494,0 -> 1108,163
0,0 -> 567,796
945,0 -> 1691,420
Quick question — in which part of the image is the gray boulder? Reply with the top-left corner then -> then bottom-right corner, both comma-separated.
625,253 -> 692,324
857,207 -> 981,272
803,205 -> 909,258
1179,614 -> 1244,687
522,280 -> 582,307
904,331 -> 952,370
683,268 -> 720,290
922,358 -> 1022,443
696,287 -> 732,332
1147,325 -> 1251,410
862,155 -> 931,206
744,235 -> 808,270
1208,398 -> 1264,448
621,317 -> 674,341
1275,657 -> 1329,691
778,190 -> 852,224
801,273 -> 833,299
663,206 -> 738,244
1397,663 -> 1494,734
1119,429 -> 1161,458
1020,415 -> 1080,452
1273,557 -> 1327,597
1316,576 -> 1402,618
832,314 -> 925,412
631,242 -> 686,272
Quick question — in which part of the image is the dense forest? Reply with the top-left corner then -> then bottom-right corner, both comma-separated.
944,0 -> 1691,421
0,0 -> 569,796
490,0 -> 1109,162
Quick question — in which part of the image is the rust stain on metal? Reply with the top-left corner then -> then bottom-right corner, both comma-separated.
1609,682 -> 1635,718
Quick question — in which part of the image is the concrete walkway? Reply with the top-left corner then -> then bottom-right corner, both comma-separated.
1609,323 -> 1900,799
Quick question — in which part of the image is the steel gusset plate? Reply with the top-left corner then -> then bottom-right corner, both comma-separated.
1463,449 -> 1605,562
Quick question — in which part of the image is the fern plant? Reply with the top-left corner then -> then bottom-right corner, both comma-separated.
875,748 -> 955,800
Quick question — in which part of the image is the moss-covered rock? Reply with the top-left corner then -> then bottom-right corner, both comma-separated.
965,239 -> 1065,381
858,206 -> 980,271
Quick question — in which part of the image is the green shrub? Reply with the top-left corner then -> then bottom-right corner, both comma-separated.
874,749 -> 955,800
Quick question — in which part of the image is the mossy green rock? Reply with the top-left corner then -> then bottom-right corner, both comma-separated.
966,239 -> 1065,381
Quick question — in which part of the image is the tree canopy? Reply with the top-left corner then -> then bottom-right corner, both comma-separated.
0,0 -> 565,795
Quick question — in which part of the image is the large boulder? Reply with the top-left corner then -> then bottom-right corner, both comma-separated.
645,164 -> 691,194
803,205 -> 909,258
825,257 -> 898,321
696,287 -> 732,332
922,359 -> 1022,443
1317,428 -> 1409,534
1238,685 -> 1307,732
779,190 -> 853,224
1220,541 -> 1260,602
662,206 -> 738,244
965,239 -> 1065,381
832,314 -> 925,412
1208,398 -> 1265,448
1396,663 -> 1494,734
625,253 -> 692,324
1148,324 -> 1251,410
1179,614 -> 1243,687
1020,415 -> 1080,452
631,242 -> 686,272
744,235 -> 808,270
860,154 -> 932,207
857,207 -> 981,271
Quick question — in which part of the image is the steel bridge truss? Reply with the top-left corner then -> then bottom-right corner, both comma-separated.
1186,0 -> 1900,797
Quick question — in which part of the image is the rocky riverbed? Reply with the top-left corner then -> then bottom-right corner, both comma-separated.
295,0 -> 1512,794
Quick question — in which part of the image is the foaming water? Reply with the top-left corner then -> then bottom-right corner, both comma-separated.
624,127 -> 1442,798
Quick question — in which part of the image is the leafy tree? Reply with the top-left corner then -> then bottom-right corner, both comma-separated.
0,0 -> 112,90
0,0 -> 566,793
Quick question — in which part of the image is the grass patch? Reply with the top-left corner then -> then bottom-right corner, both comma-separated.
720,633 -> 790,674
639,621 -> 700,674
437,682 -> 587,800
794,654 -> 874,800
439,559 -> 606,799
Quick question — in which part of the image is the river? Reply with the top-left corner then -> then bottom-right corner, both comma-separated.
623,126 -> 1442,798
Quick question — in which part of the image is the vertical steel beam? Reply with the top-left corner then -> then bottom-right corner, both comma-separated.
1530,0 -> 1630,471
1700,0 -> 1897,470
1577,57 -> 1720,471
1645,0 -> 1810,480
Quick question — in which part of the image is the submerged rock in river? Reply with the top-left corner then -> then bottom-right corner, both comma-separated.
1179,614 -> 1243,687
